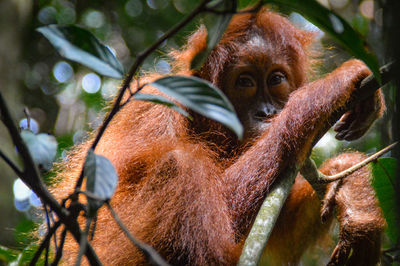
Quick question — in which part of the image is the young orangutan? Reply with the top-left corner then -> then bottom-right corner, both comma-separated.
55,8 -> 385,265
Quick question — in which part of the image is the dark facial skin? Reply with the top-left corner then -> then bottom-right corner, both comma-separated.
223,34 -> 299,140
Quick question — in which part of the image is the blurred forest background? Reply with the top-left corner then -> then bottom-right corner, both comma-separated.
0,0 -> 395,263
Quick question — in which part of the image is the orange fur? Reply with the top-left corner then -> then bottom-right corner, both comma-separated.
54,8 -> 385,265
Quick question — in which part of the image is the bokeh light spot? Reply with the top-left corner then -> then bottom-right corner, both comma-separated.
360,0 -> 374,19
13,178 -> 32,201
84,10 -> 105,28
58,6 -> 76,25
147,0 -> 168,10
155,60 -> 171,74
125,0 -> 143,17
38,6 -> 57,24
29,193 -> 42,208
173,0 -> 198,14
82,73 -> 101,94
53,61 -> 73,83
14,198 -> 30,212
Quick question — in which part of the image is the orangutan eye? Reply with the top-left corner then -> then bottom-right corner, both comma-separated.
267,72 -> 287,87
236,74 -> 256,89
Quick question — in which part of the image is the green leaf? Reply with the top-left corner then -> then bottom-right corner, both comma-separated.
238,0 -> 260,9
264,0 -> 380,81
21,130 -> 58,171
371,158 -> 399,244
0,246 -> 18,262
150,75 -> 243,139
84,149 -> 118,215
134,93 -> 191,118
37,25 -> 124,79
191,0 -> 237,69
352,14 -> 369,37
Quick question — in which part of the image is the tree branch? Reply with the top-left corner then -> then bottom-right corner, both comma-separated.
300,158 -> 328,199
0,148 -> 23,177
237,166 -> 298,266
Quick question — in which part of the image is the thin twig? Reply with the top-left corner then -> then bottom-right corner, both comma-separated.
120,84 -> 147,109
91,0 -> 212,150
299,141 -> 397,207
43,204 -> 57,263
51,228 -> 67,266
0,92 -> 101,265
74,0 -> 213,191
106,202 -> 170,266
320,142 -> 397,183
30,221 -> 61,266
0,149 -> 23,177
23,107 -> 31,129
125,87 -> 145,105
300,142 -> 397,200
44,205 -> 52,238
